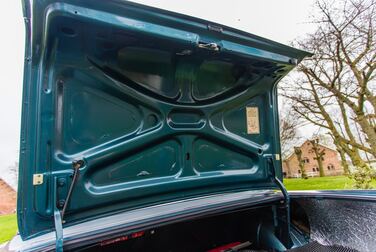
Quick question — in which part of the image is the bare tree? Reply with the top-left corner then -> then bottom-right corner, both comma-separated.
294,147 -> 307,178
315,133 -> 351,174
332,136 -> 351,175
281,0 -> 376,188
280,108 -> 301,159
9,161 -> 19,186
309,139 -> 326,177
315,133 -> 335,147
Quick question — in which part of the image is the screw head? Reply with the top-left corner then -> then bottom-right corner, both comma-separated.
57,200 -> 65,209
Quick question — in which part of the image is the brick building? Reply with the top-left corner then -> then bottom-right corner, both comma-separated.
0,178 -> 16,215
282,140 -> 343,178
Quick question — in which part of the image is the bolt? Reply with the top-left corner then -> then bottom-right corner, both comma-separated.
72,159 -> 85,169
57,200 -> 65,209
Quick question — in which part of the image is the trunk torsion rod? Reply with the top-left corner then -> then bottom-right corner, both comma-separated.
60,159 -> 84,221
267,156 -> 292,248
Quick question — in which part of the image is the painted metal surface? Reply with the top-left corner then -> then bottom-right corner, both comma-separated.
19,0 -> 310,240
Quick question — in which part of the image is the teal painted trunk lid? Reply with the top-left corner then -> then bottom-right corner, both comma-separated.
18,0 -> 311,240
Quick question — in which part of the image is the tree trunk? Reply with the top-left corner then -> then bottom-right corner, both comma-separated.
317,156 -> 325,177
337,147 -> 350,176
348,150 -> 374,189
294,147 -> 307,179
336,139 -> 373,188
310,140 -> 326,177
355,114 -> 376,157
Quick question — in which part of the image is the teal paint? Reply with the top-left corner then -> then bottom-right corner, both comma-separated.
18,0 -> 310,240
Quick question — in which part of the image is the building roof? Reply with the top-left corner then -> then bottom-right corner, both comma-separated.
0,178 -> 16,193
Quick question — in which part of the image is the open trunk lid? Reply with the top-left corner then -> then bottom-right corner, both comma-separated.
19,0 -> 311,240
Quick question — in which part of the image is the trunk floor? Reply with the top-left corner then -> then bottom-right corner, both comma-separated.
287,241 -> 358,252
241,241 -> 358,252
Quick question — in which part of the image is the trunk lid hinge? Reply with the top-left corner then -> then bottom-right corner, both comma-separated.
198,42 -> 220,51
61,160 -> 83,220
53,159 -> 84,251
53,177 -> 64,252
266,155 -> 292,248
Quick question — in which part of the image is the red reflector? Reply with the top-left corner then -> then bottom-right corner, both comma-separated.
131,231 -> 145,238
100,231 -> 145,246
100,235 -> 129,246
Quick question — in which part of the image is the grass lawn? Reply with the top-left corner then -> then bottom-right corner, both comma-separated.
0,213 -> 17,244
284,175 -> 376,190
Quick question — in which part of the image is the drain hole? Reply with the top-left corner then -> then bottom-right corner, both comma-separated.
257,149 -> 263,155
186,153 -> 190,160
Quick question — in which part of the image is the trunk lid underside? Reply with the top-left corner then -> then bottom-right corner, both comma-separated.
19,0 -> 310,239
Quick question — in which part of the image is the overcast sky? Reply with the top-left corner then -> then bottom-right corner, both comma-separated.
0,0 -> 317,187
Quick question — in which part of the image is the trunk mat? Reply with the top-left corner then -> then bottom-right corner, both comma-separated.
286,241 -> 358,252
238,241 -> 358,252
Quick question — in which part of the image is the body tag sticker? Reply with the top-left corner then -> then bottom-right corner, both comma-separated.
246,107 -> 260,134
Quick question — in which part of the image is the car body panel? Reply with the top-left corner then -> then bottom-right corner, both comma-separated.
19,0 -> 310,240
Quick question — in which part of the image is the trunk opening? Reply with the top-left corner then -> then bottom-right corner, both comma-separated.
67,202 -> 302,252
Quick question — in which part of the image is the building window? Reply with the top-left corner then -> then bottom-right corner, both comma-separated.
313,167 -> 317,172
327,164 -> 334,170
303,157 -> 310,163
298,170 -> 301,174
